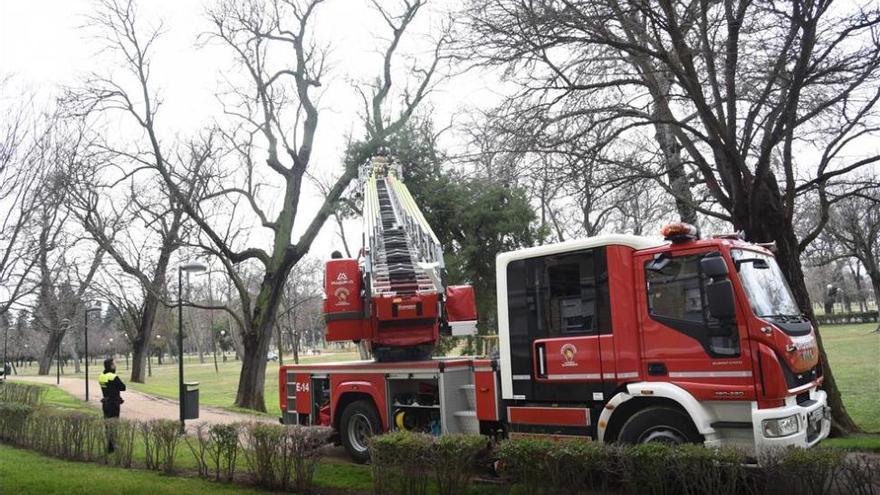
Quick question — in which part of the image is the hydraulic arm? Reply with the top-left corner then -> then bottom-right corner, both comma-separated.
323,156 -> 476,361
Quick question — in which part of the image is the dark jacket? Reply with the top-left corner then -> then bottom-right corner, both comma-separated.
98,371 -> 126,403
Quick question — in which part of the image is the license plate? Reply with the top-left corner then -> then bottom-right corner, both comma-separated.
809,408 -> 824,426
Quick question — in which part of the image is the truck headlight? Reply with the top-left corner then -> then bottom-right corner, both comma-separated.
762,415 -> 800,438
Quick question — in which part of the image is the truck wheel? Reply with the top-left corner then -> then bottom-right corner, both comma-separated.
340,400 -> 381,463
617,406 -> 702,445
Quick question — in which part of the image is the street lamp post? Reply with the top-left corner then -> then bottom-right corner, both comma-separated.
84,304 -> 102,402
178,262 -> 206,433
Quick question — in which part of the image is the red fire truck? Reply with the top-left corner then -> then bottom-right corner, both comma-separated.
279,158 -> 830,462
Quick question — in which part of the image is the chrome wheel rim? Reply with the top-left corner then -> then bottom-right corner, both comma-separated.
638,426 -> 688,444
348,413 -> 373,452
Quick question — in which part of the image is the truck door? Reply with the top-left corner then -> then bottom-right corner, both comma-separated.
636,248 -> 755,400
506,248 -> 613,403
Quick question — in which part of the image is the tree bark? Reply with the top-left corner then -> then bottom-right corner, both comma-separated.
233,262 -> 292,411
130,291 -> 161,383
651,71 -> 697,226
234,328 -> 274,411
38,331 -> 62,375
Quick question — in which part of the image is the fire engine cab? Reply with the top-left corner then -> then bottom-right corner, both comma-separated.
280,158 -> 831,462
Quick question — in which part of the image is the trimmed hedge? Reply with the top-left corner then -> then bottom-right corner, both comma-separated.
370,432 -> 488,495
240,422 -> 333,494
0,400 -> 333,494
0,382 -> 45,406
492,438 -> 879,495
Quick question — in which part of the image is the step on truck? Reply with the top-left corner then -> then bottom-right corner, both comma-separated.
279,156 -> 831,462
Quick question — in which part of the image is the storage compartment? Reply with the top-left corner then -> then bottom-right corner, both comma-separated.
387,375 -> 442,435
385,365 -> 477,435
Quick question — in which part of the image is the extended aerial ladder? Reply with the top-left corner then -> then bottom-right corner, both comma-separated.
323,156 -> 477,361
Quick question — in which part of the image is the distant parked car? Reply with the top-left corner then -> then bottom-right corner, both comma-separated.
267,351 -> 279,362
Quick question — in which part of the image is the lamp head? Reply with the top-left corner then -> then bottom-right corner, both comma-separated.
180,262 -> 207,273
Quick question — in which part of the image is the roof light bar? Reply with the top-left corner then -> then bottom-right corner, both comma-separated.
661,222 -> 700,243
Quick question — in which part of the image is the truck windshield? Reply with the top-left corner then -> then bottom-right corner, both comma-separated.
731,249 -> 802,319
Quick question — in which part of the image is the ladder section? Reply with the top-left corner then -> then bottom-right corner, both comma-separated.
362,157 -> 444,297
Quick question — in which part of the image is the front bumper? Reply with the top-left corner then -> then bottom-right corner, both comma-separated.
751,388 -> 830,450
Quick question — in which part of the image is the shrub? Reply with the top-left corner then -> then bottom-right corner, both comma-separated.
836,455 -> 880,495
186,423 -> 212,478
495,438 -> 555,495
0,382 -> 45,406
141,419 -> 181,473
242,423 -> 284,487
271,425 -> 331,493
141,421 -> 159,470
283,425 -> 332,494
105,419 -> 138,468
0,402 -> 33,444
370,431 -> 433,495
620,443 -> 678,495
495,437 -> 613,495
23,409 -> 104,462
671,444 -> 746,495
432,434 -> 488,495
755,447 -> 844,495
239,423 -> 332,492
207,423 -> 241,482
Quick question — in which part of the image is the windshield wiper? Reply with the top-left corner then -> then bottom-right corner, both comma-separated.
761,314 -> 805,322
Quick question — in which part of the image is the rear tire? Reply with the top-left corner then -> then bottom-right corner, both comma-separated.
617,406 -> 702,445
340,399 -> 381,463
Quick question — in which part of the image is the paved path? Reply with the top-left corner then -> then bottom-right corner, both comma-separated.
12,376 -> 274,429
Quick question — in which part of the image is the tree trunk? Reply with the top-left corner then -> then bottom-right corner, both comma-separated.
737,189 -> 860,435
652,70 -> 697,226
234,264 -> 291,412
235,330 -> 273,411
69,341 -> 81,374
38,331 -> 63,375
130,292 -> 160,383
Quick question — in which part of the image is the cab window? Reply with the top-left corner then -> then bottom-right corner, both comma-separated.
645,252 -> 740,357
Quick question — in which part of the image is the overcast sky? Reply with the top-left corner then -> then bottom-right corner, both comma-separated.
0,0 -> 498,264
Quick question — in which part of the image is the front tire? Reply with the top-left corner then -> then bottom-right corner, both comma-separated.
340,399 -> 381,463
618,406 -> 702,445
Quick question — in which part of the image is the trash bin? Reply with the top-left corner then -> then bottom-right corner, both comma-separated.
184,382 -> 199,419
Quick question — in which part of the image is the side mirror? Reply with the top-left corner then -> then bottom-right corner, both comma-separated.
706,279 -> 736,320
700,255 -> 729,278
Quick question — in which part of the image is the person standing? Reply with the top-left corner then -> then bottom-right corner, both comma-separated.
98,358 -> 126,452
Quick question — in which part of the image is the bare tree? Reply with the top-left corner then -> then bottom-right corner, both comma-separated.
0,88 -> 45,318
275,257 -> 322,364
30,163 -> 104,374
466,0 -> 880,434
62,130 -> 213,382
824,183 -> 880,330
80,0 -> 445,410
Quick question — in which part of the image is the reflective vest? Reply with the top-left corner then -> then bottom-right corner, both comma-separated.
98,371 -> 117,388
98,371 -> 124,402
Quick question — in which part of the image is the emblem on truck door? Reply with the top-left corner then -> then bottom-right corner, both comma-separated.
561,343 -> 578,367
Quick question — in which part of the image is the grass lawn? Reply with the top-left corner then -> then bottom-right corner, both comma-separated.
820,322 -> 880,433
0,444 -> 289,495
14,350 -> 360,416
126,351 -> 360,415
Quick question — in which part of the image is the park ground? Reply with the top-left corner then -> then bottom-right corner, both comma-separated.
2,323 -> 878,493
